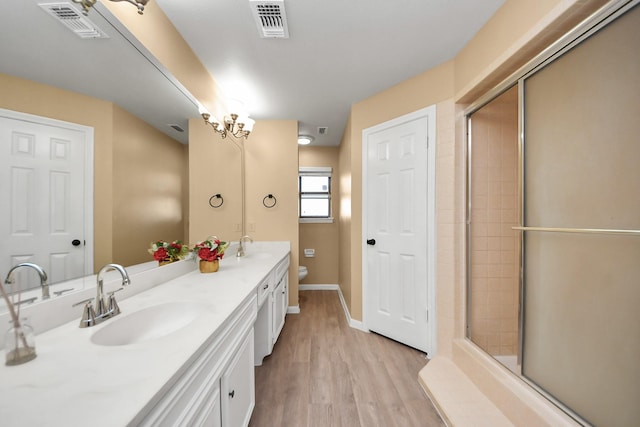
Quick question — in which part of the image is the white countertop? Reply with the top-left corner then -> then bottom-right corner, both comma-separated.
0,242 -> 290,426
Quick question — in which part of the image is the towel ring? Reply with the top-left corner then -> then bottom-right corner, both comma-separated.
263,194 -> 277,208
209,194 -> 223,208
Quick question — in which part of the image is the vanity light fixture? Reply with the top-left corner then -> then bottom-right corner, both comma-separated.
199,106 -> 255,140
72,0 -> 149,15
298,135 -> 314,145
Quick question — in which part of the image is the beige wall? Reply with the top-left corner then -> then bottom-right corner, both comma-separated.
112,105 -> 189,266
189,119 -> 300,307
340,61 -> 455,322
298,146 -> 340,285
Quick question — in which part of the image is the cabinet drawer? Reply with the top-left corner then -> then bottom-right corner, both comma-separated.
274,257 -> 290,283
257,276 -> 272,307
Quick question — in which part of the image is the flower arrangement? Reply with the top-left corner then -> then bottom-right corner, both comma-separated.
193,237 -> 229,262
148,240 -> 189,263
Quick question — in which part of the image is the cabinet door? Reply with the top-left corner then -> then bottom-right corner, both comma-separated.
273,274 -> 287,343
221,330 -> 255,427
254,292 -> 273,366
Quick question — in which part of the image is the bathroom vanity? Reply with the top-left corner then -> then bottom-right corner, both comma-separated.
0,241 -> 290,427
254,254 -> 289,366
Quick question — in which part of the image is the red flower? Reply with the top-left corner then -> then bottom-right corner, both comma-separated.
153,247 -> 168,261
149,240 -> 188,263
194,238 -> 228,261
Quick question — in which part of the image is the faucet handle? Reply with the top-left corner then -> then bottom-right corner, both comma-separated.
107,288 -> 124,317
95,295 -> 108,319
72,298 -> 96,328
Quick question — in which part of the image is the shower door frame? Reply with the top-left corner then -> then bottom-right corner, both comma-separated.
464,0 -> 640,424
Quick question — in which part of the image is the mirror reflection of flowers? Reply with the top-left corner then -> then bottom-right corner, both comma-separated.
193,238 -> 229,261
148,240 -> 189,263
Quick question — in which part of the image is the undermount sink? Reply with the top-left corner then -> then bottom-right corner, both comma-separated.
91,302 -> 206,346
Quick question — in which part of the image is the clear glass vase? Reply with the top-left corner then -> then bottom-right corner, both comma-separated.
5,317 -> 37,366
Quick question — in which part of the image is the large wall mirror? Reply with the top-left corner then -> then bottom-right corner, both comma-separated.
0,1 -> 196,308
466,1 -> 640,425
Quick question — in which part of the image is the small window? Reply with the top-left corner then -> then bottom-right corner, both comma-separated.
299,167 -> 332,219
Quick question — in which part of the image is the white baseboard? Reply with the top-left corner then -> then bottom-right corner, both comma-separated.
299,284 -> 339,291
287,305 -> 300,314
299,284 -> 369,333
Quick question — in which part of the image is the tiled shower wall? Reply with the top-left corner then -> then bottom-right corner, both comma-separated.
469,87 -> 519,356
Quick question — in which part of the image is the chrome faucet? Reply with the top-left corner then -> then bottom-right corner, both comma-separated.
95,263 -> 130,318
73,263 -> 130,328
236,235 -> 253,257
4,262 -> 49,300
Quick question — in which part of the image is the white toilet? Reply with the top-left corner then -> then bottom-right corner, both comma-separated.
298,266 -> 308,281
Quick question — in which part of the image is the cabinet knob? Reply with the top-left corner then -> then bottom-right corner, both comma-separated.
229,390 -> 235,398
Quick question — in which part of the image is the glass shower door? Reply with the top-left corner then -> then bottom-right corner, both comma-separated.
521,4 -> 640,426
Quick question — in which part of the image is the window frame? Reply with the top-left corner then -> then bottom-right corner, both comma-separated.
298,167 -> 333,223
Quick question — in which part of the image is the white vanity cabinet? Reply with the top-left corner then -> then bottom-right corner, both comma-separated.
272,261 -> 288,342
0,242 -> 292,427
254,256 -> 290,366
138,295 -> 257,427
254,274 -> 275,365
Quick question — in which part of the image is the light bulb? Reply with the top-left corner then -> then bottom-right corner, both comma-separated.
242,118 -> 255,133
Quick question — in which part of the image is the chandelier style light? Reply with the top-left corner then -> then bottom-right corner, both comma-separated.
72,0 -> 150,15
199,106 -> 255,140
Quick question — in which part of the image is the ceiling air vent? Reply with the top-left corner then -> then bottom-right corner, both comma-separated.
39,2 -> 109,39
318,127 -> 328,135
249,0 -> 289,39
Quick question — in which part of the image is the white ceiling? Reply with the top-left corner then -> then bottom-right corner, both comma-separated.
1,0 -> 504,146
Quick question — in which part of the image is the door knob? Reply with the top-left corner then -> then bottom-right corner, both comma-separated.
72,239 -> 81,246
367,239 -> 376,246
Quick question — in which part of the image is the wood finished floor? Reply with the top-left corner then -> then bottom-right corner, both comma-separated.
249,290 -> 445,427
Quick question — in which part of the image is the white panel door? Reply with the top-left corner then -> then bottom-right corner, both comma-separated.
0,113 -> 89,290
363,106 -> 436,354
